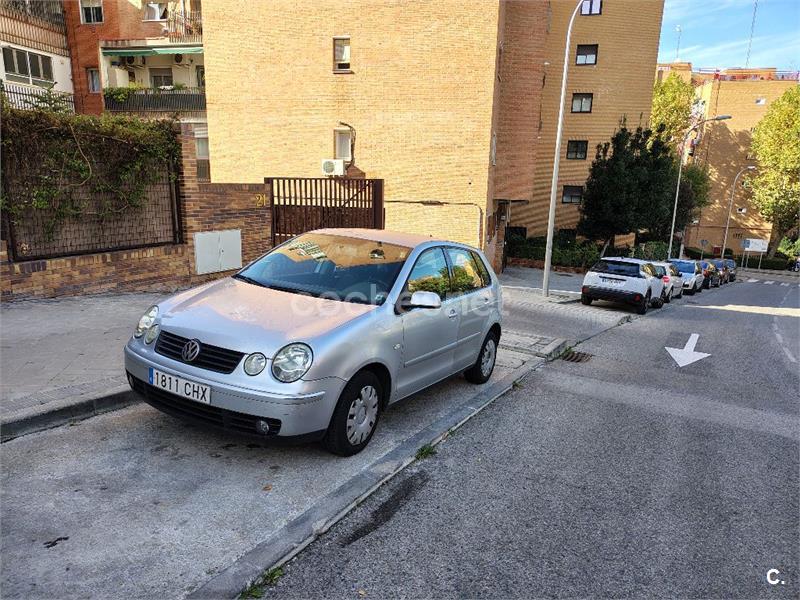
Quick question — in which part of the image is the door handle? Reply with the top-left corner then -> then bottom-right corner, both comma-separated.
447,309 -> 458,319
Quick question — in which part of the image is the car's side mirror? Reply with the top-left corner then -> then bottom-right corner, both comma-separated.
408,291 -> 442,309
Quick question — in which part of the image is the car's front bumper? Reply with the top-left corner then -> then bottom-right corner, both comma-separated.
583,285 -> 643,305
124,344 -> 345,437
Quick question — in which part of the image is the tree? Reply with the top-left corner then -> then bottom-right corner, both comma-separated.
631,127 -> 677,239
676,163 -> 711,233
577,127 -> 643,254
750,86 -> 800,257
651,73 -> 695,145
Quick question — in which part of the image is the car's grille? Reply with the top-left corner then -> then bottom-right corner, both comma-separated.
128,372 -> 281,436
154,330 -> 245,374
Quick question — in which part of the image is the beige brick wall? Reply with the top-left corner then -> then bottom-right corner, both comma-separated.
685,79 -> 797,251
511,0 -> 664,237
202,0 -> 502,249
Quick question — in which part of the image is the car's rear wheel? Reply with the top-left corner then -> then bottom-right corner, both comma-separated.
465,331 -> 498,384
581,294 -> 592,305
637,291 -> 650,315
324,370 -> 383,456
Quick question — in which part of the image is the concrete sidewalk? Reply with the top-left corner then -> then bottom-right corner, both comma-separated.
0,293 -> 163,440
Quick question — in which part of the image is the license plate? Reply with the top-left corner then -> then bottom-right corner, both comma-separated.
148,368 -> 211,404
601,277 -> 624,286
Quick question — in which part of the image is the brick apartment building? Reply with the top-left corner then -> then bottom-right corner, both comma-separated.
656,65 -> 799,253
0,0 -> 72,98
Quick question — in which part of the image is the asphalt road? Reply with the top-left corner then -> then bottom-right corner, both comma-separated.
263,278 -> 800,598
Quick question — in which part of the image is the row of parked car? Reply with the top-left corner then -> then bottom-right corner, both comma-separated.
581,256 -> 737,315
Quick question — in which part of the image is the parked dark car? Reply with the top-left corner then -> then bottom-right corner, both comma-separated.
699,260 -> 721,288
724,258 -> 737,281
711,259 -> 730,284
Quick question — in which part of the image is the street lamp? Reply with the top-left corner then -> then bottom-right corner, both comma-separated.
542,0 -> 584,298
667,114 -> 732,260
721,165 -> 756,260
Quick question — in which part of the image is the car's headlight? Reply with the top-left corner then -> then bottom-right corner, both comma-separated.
271,343 -> 313,383
244,353 -> 267,376
144,323 -> 160,345
135,305 -> 159,338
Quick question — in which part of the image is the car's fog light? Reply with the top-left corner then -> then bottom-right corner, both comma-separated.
244,353 -> 267,376
256,420 -> 270,435
144,324 -> 160,345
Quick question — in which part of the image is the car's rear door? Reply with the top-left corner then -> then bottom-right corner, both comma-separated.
397,247 -> 459,398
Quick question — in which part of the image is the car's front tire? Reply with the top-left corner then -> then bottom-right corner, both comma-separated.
324,370 -> 383,456
465,330 -> 498,384
663,287 -> 672,303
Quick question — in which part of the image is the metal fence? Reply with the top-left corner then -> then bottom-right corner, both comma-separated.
0,80 -> 75,112
0,0 -> 68,55
167,10 -> 202,44
103,87 -> 206,115
267,177 -> 384,246
2,169 -> 181,261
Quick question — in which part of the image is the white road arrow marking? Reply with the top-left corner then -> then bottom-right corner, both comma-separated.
765,280 -> 774,285
665,333 -> 711,367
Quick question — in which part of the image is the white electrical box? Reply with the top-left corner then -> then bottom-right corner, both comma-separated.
194,229 -> 243,275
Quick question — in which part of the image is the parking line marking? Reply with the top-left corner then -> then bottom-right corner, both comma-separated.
764,280 -> 775,285
780,282 -> 790,286
747,278 -> 759,282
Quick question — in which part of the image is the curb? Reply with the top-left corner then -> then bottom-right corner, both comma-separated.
536,338 -> 569,360
0,388 -> 139,443
187,357 -> 545,599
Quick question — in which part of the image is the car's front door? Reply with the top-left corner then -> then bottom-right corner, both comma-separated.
396,247 -> 459,398
445,247 -> 494,370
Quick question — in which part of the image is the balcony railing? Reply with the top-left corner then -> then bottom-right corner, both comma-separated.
0,0 -> 68,55
103,87 -> 206,117
167,10 -> 202,44
0,80 -> 74,112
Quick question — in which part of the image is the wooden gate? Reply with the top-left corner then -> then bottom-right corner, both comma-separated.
266,177 -> 384,246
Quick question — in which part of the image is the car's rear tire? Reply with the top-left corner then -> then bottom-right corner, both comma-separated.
465,331 -> 498,384
637,292 -> 650,315
324,370 -> 383,456
581,294 -> 592,305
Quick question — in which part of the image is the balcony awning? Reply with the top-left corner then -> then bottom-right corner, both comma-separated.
102,46 -> 203,56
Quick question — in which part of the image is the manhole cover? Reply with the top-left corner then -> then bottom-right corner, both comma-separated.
560,350 -> 592,363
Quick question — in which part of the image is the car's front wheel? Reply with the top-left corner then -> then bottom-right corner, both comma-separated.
465,331 -> 498,384
663,287 -> 672,303
324,370 -> 383,456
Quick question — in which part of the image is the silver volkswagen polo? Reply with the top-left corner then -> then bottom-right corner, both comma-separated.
124,229 -> 502,455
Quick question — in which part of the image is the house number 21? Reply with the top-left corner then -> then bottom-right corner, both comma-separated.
254,194 -> 269,208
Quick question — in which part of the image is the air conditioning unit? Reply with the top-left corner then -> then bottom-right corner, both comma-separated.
321,158 -> 345,177
124,56 -> 146,68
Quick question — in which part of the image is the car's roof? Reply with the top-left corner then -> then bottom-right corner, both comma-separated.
311,228 -> 449,249
602,256 -> 648,264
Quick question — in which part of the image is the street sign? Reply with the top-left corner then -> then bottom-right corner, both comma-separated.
743,238 -> 768,252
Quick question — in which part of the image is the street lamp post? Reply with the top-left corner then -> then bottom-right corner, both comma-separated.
667,115 -> 732,260
721,165 -> 756,260
542,0 -> 584,298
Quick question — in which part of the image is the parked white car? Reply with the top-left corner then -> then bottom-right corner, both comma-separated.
669,259 -> 705,295
581,257 -> 665,314
652,261 -> 685,302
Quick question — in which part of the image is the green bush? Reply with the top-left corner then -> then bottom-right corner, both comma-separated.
633,241 -> 670,261
507,235 -> 599,268
737,256 -> 793,271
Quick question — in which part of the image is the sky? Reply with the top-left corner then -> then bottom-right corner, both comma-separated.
657,0 -> 800,71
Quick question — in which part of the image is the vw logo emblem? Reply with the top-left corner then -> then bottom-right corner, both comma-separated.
181,339 -> 201,363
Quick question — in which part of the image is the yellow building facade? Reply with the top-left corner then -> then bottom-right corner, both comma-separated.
685,70 -> 798,253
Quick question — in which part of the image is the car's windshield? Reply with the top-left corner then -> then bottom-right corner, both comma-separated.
653,265 -> 666,276
671,260 -> 696,274
590,260 -> 640,277
235,233 -> 411,305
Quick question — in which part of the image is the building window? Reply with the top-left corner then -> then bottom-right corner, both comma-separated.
150,68 -> 173,88
87,68 -> 100,93
566,140 -> 588,159
80,0 -> 103,24
576,44 -> 598,65
333,37 -> 350,72
581,0 -> 602,15
755,97 -> 766,105
143,2 -> 168,21
196,65 -> 205,88
491,132 -> 497,166
562,185 -> 583,204
334,129 -> 352,161
2,47 -> 53,86
195,127 -> 210,181
571,93 -> 593,113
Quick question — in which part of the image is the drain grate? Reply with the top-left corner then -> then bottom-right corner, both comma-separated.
560,350 -> 592,363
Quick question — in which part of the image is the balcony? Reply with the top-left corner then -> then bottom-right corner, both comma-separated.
103,87 -> 205,118
167,10 -> 202,44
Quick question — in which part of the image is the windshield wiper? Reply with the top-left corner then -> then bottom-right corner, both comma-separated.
232,273 -> 267,288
